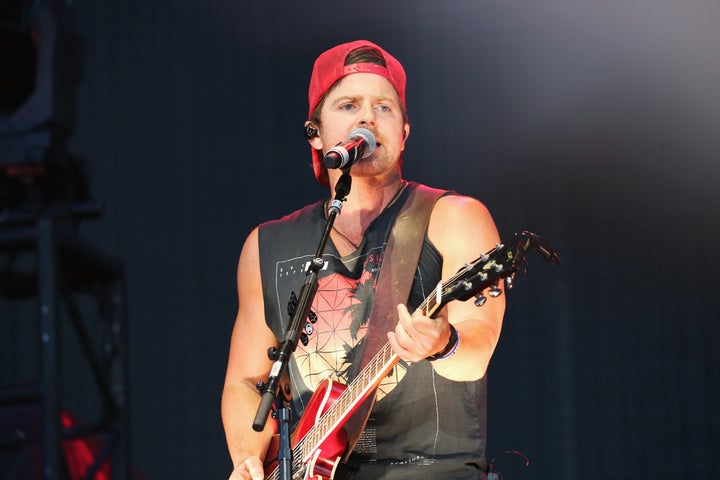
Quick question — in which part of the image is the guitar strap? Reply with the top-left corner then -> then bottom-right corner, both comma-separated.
342,182 -> 446,457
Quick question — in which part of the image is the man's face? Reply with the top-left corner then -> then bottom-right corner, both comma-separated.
312,73 -> 410,181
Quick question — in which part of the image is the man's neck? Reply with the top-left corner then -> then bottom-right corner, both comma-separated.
328,173 -> 406,244
334,173 -> 403,212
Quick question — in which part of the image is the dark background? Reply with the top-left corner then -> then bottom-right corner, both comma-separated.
2,0 -> 718,479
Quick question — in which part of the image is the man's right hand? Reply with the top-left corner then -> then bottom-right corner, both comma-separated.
229,456 -> 265,480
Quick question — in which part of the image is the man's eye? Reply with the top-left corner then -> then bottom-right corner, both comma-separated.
340,103 -> 356,111
377,105 -> 391,112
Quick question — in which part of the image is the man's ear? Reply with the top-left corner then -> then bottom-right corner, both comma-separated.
401,123 -> 410,150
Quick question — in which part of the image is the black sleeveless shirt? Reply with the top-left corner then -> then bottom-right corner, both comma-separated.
258,182 -> 488,479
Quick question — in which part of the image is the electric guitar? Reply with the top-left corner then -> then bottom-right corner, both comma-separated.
264,231 -> 559,480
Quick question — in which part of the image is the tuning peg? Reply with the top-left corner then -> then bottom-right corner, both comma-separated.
505,276 -> 514,290
308,310 -> 318,323
304,322 -> 314,336
488,285 -> 503,297
300,333 -> 309,347
474,294 -> 487,307
267,347 -> 278,361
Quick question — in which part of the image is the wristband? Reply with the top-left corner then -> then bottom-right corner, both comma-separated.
426,324 -> 460,361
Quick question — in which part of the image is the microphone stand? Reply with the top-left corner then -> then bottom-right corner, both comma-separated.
253,172 -> 352,480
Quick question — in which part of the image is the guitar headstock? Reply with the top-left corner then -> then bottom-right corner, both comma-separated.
439,230 -> 560,307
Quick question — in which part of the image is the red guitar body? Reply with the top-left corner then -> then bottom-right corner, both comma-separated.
266,378 -> 348,479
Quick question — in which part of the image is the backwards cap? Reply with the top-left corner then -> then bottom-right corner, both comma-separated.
307,40 -> 407,186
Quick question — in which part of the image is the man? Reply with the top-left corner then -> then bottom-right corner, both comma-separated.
222,40 -> 505,480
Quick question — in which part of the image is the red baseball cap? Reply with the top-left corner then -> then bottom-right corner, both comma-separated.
307,40 -> 407,186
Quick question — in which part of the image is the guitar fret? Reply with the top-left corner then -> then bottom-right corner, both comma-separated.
423,297 -> 436,317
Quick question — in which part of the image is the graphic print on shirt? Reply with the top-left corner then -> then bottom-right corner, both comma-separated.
275,246 -> 409,407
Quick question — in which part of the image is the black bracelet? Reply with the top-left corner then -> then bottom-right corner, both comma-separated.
426,324 -> 460,361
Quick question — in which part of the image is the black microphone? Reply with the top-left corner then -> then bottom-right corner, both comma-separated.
322,128 -> 377,169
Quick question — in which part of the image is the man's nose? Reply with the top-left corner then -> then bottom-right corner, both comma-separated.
356,102 -> 376,126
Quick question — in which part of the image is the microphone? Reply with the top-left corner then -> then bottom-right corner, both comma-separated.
322,128 -> 376,169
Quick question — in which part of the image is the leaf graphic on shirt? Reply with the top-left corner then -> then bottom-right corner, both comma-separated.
337,340 -> 361,383
344,278 -> 375,340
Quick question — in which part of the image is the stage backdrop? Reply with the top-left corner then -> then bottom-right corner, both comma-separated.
3,1 -> 718,479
